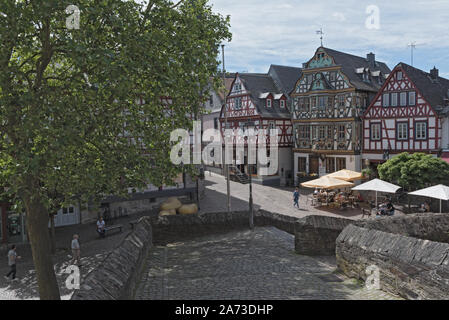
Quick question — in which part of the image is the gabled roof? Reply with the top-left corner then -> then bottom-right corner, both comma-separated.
237,72 -> 293,119
321,47 -> 391,92
398,63 -> 449,115
268,64 -> 303,97
216,73 -> 236,101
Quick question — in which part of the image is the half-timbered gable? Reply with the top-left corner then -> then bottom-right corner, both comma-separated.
363,63 -> 449,164
220,72 -> 295,147
291,47 -> 390,181
219,65 -> 302,186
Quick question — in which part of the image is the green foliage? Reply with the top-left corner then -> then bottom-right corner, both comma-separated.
0,0 -> 231,208
378,152 -> 449,191
361,168 -> 373,179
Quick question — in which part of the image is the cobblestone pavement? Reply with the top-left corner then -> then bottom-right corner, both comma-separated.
136,227 -> 401,300
199,172 -> 363,220
0,212 -> 152,300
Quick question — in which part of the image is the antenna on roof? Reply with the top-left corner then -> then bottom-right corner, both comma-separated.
407,42 -> 425,67
316,28 -> 324,47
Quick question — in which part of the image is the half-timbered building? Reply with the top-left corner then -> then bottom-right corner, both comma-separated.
220,65 -> 301,186
363,63 -> 449,168
291,47 -> 390,184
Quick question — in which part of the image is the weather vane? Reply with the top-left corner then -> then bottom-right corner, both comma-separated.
316,28 -> 324,47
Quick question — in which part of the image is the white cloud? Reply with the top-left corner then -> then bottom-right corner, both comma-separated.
332,12 -> 346,22
210,0 -> 449,75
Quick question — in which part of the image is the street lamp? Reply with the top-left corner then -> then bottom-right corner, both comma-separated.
245,121 -> 254,230
222,44 -> 231,214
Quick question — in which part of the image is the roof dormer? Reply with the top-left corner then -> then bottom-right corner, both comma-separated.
259,92 -> 274,108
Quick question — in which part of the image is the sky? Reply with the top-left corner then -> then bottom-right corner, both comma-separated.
209,0 -> 449,78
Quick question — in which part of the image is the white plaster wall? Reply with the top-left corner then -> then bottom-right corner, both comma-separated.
278,148 -> 292,176
442,117 -> 449,150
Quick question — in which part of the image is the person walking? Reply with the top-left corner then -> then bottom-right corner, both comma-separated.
71,234 -> 81,266
293,187 -> 300,209
4,245 -> 21,282
97,217 -> 106,238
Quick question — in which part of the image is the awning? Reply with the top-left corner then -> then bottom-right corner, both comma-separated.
325,169 -> 364,182
301,176 -> 354,190
409,184 -> 449,213
352,179 -> 401,207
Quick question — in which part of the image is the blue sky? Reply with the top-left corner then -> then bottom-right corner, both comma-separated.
209,0 -> 449,77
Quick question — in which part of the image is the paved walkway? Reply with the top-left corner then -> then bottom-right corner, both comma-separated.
0,211 -> 154,300
200,172 -> 365,220
136,227 -> 400,300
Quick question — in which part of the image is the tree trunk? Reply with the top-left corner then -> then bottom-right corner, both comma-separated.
49,214 -> 56,255
24,195 -> 61,300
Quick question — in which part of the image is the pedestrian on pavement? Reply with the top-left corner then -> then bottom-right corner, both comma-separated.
4,245 -> 21,282
293,187 -> 300,209
97,216 -> 106,238
71,234 -> 81,266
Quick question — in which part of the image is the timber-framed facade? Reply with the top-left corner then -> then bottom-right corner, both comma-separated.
291,47 -> 390,184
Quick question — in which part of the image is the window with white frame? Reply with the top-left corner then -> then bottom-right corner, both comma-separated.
338,125 -> 346,139
234,83 -> 241,92
409,91 -> 416,106
338,95 -> 345,108
299,125 -> 310,139
397,122 -> 408,140
280,100 -> 285,108
370,123 -> 381,140
235,97 -> 242,109
267,99 -> 272,108
397,71 -> 403,81
391,93 -> 398,107
318,96 -> 326,110
415,122 -> 427,140
400,92 -> 407,106
383,93 -> 390,107
319,126 -> 325,139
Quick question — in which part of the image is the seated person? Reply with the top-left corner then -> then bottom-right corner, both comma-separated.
420,201 -> 430,213
378,201 -> 395,216
386,201 -> 395,215
356,192 -> 364,202
97,217 -> 106,238
313,188 -> 319,196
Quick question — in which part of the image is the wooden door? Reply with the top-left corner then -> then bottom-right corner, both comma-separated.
309,156 -> 319,174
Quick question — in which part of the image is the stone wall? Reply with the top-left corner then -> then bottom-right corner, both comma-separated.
355,213 -> 449,243
336,214 -> 449,300
71,211 -> 359,300
154,210 -> 354,256
256,210 -> 301,235
71,217 -> 153,300
294,215 -> 355,256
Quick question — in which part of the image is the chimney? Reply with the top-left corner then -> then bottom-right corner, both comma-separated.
430,66 -> 439,79
367,52 -> 375,67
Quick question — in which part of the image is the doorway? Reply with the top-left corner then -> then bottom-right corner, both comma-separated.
309,156 -> 319,174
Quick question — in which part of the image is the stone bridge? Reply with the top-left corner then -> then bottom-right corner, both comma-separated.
71,211 -> 400,300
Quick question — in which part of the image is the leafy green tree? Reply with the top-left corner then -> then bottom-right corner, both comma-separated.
378,152 -> 449,191
0,0 -> 230,299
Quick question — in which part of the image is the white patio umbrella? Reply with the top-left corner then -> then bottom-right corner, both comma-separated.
408,185 -> 449,213
352,178 -> 401,208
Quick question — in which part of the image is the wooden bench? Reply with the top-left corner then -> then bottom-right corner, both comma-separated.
103,224 -> 123,236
